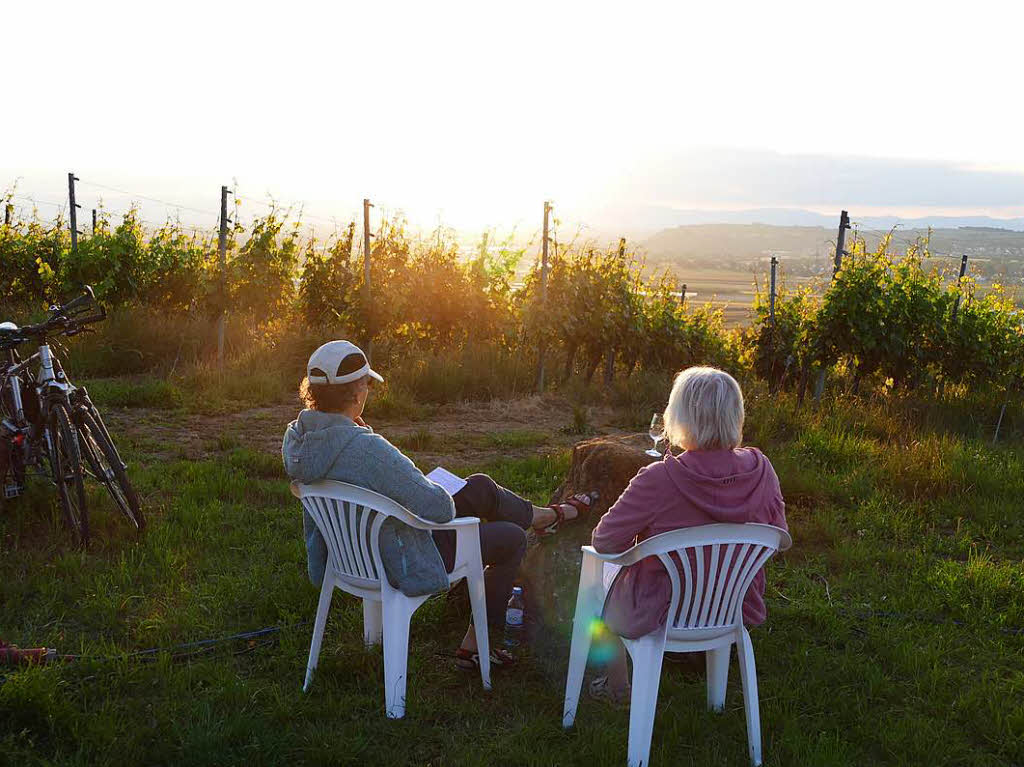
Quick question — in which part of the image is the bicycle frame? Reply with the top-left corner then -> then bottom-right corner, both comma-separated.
1,340 -> 76,484
1,288 -> 137,540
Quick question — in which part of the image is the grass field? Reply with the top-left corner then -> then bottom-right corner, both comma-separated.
665,267 -> 817,328
672,263 -> 1023,328
1,386 -> 1022,766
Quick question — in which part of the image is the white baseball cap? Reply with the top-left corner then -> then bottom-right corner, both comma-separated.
306,340 -> 384,385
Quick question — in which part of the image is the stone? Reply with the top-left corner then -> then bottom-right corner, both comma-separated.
517,435 -> 662,675
549,434 -> 661,515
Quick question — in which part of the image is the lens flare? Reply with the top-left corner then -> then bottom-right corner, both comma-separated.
586,617 -> 619,665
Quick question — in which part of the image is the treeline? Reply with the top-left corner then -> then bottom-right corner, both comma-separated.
2,203 -> 1022,401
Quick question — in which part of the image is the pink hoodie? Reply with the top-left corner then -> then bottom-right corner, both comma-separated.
591,447 -> 787,639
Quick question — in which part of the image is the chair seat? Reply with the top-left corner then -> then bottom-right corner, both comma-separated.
665,625 -> 741,651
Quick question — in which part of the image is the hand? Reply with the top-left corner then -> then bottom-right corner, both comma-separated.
354,416 -> 368,428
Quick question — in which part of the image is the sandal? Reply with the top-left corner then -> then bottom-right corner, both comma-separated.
533,490 -> 600,537
589,675 -> 631,707
455,646 -> 517,672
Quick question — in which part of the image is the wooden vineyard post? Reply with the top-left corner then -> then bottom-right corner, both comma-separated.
4,203 -> 12,226
67,172 -> 81,257
217,185 -> 229,369
832,210 -> 850,276
993,401 -> 1008,444
91,208 -> 97,235
815,210 -> 851,400
951,254 -> 968,321
769,256 -> 779,388
363,198 -> 374,362
536,200 -> 551,392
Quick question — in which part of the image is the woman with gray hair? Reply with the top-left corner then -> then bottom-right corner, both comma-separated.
587,366 -> 788,703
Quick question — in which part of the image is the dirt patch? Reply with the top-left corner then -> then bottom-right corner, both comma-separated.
104,395 -> 631,468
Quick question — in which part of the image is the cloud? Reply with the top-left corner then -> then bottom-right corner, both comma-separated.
620,149 -> 1024,210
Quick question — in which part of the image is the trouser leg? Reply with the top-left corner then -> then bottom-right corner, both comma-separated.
435,474 -> 530,629
453,473 -> 533,529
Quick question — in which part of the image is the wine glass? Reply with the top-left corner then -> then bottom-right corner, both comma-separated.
646,413 -> 664,457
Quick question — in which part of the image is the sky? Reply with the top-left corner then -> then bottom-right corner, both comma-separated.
4,0 -> 1024,233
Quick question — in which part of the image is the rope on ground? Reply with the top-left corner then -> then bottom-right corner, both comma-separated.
0,620 -> 312,670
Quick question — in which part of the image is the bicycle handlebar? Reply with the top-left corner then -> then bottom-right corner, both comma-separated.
60,286 -> 96,315
2,286 -> 106,345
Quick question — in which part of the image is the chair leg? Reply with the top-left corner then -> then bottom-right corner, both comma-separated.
563,554 -> 603,728
624,635 -> 667,767
706,644 -> 730,712
736,627 -> 762,766
381,594 -> 414,719
363,599 -> 383,647
303,577 -> 335,693
465,570 -> 492,691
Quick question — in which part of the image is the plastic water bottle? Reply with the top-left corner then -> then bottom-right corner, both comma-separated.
504,586 -> 525,648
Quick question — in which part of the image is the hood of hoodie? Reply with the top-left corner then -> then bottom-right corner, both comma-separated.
661,447 -> 776,523
282,409 -> 369,483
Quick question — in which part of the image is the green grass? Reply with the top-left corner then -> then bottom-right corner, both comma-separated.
84,378 -> 185,410
1,393 -> 1022,765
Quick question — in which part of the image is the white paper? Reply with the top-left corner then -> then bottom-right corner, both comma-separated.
426,466 -> 467,496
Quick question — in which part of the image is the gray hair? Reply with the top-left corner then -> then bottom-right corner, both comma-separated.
663,366 -> 744,450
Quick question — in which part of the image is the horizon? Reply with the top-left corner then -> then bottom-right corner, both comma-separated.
4,173 -> 1023,243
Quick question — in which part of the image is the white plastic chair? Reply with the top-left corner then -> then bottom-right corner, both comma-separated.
562,523 -> 792,767
291,479 -> 492,718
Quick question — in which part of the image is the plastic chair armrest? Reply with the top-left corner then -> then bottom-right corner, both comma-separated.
581,544 -> 637,565
429,516 -> 481,530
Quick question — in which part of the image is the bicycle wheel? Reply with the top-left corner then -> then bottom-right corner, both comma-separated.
1,388 -> 25,499
76,407 -> 144,531
48,401 -> 88,545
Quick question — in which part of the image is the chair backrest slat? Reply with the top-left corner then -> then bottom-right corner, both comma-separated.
293,480 -> 435,588
626,524 -> 789,634
692,546 -> 705,625
318,498 -> 344,573
346,502 -> 365,579
716,542 -> 750,626
697,544 -> 721,626
358,503 -> 377,579
335,500 -> 358,577
709,542 -> 736,626
675,536 -> 770,626
731,545 -> 769,625
308,497 -> 343,574
677,550 -> 694,626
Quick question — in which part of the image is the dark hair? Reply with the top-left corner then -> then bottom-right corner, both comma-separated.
299,376 -> 366,412
299,352 -> 372,412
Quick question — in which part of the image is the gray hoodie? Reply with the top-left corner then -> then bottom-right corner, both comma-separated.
282,409 -> 454,596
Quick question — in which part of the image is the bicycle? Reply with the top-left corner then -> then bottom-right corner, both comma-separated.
0,287 -> 144,544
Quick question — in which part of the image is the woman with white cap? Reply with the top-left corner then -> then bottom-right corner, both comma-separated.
283,340 -> 598,671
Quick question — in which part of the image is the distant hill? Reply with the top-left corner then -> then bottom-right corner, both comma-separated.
641,223 -> 1024,281
591,205 -> 1024,236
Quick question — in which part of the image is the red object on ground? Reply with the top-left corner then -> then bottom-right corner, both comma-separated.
0,641 -> 57,665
